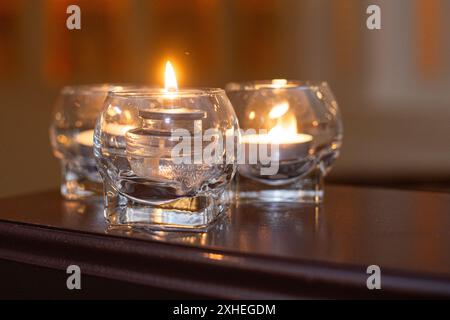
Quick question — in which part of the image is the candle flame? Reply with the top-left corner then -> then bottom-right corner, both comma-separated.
164,61 -> 178,92
269,121 -> 297,137
269,102 -> 289,119
268,101 -> 298,137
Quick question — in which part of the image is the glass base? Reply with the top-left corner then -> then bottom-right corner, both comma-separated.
235,166 -> 324,204
61,160 -> 103,200
103,182 -> 228,232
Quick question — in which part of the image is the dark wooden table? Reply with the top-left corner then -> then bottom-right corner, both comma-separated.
0,184 -> 449,299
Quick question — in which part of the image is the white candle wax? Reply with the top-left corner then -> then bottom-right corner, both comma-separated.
242,132 -> 313,162
75,129 -> 95,147
75,124 -> 135,147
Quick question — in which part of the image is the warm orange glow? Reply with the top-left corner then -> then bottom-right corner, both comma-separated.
204,253 -> 225,261
164,61 -> 178,92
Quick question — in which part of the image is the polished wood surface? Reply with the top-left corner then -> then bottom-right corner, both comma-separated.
0,184 -> 449,298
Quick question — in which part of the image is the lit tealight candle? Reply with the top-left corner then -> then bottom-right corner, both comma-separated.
127,60 -> 204,183
242,101 -> 313,162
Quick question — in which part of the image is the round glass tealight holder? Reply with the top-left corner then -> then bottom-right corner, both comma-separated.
49,84 -> 128,200
226,80 -> 343,204
94,88 -> 239,231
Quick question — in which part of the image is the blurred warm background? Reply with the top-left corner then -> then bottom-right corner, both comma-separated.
0,0 -> 449,197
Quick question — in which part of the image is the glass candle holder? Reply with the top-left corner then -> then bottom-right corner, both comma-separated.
226,80 -> 343,204
94,88 -> 239,231
50,84 -> 127,200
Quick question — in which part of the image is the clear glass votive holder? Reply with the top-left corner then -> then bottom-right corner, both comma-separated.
226,80 -> 343,204
50,84 -> 126,200
94,88 -> 239,231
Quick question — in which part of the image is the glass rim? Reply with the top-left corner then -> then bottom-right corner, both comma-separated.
225,80 -> 330,92
61,83 -> 136,96
106,87 -> 226,99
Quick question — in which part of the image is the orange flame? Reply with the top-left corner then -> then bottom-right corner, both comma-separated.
164,61 -> 178,92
